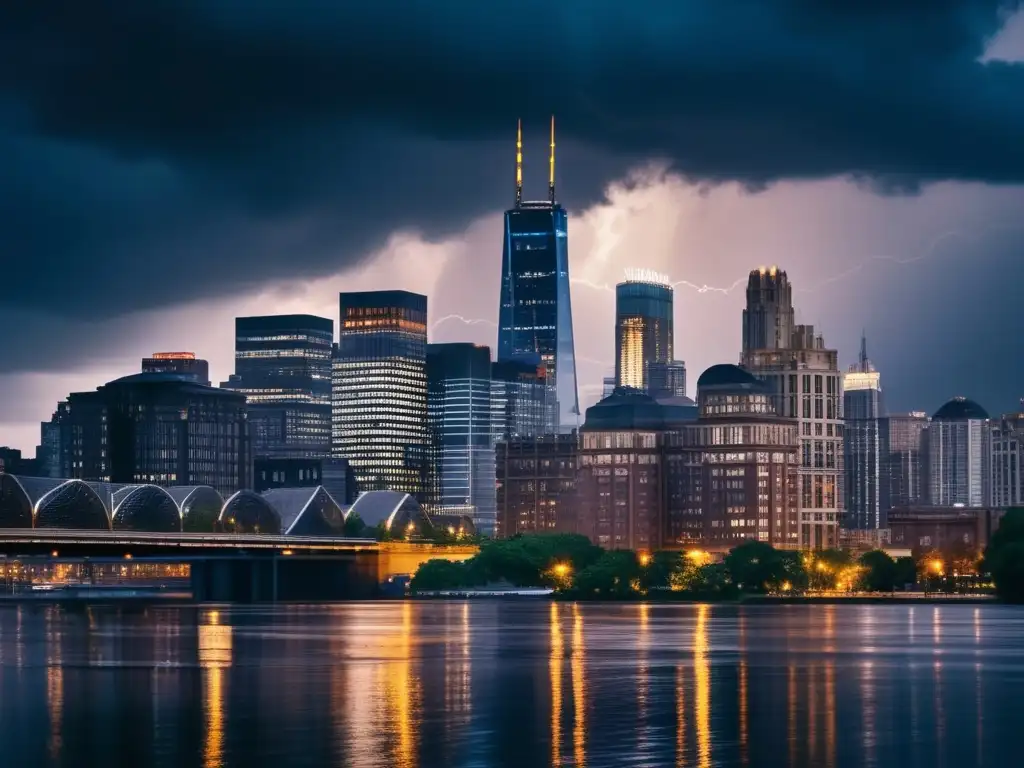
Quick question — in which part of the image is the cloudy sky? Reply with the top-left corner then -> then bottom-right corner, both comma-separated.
3,1 -> 1024,454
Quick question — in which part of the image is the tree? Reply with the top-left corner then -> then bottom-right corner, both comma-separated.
571,550 -> 643,599
687,563 -> 737,599
723,541 -> 794,593
642,550 -> 685,591
858,550 -> 897,592
410,559 -> 468,593
983,507 -> 1024,601
893,556 -> 917,590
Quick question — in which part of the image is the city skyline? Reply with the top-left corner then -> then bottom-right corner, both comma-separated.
6,5 -> 1024,451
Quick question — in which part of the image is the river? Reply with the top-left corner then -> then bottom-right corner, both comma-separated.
0,601 -> 1020,767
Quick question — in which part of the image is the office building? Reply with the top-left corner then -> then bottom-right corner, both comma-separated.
648,360 -> 687,400
576,388 -> 696,551
496,435 -> 577,538
141,352 -> 210,386
332,290 -> 428,499
426,343 -> 496,534
221,315 -> 333,459
252,456 -> 356,504
991,407 -> 1024,508
663,364 -> 799,549
843,335 -> 886,529
0,448 -> 39,476
614,272 -> 673,391
927,397 -> 990,508
740,267 -> 843,549
63,372 -> 250,497
882,412 -> 929,509
491,357 -> 558,441
497,118 -> 579,432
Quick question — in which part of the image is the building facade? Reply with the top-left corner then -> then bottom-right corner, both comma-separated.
491,358 -> 558,441
426,343 -> 496,534
740,267 -> 842,549
332,290 -> 428,499
497,119 -> 579,432
663,364 -> 799,550
63,372 -> 251,497
881,411 -> 929,511
142,352 -> 211,386
614,275 -> 673,391
496,434 -> 577,538
221,315 -> 333,459
648,360 -> 687,400
927,397 -> 990,508
991,408 -> 1024,508
842,336 -> 886,529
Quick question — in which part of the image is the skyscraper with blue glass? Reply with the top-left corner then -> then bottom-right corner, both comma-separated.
497,118 -> 579,432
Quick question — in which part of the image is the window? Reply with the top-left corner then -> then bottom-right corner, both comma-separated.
814,375 -> 823,394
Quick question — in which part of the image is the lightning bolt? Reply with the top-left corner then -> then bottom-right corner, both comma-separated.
571,275 -> 747,296
431,314 -> 498,332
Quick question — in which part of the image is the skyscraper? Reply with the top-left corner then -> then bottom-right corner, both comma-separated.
491,357 -> 557,441
881,412 -> 929,509
989,407 -> 1024,508
142,352 -> 210,386
332,290 -> 428,498
221,315 -> 333,459
843,335 -> 886,529
740,267 -> 842,549
928,397 -> 990,507
614,273 -> 673,391
426,343 -> 496,533
647,360 -> 688,400
497,118 -> 579,432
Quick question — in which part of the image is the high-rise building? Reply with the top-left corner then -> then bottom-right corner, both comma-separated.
491,357 -> 558,441
497,118 -> 579,432
742,266 -> 795,353
332,290 -> 428,499
221,315 -> 333,459
496,434 -> 577,538
426,343 -> 496,534
39,402 -> 71,478
991,407 -> 1024,508
663,364 -> 799,549
142,352 -> 210,386
63,372 -> 250,497
843,335 -> 886,529
927,397 -> 990,507
648,360 -> 688,400
740,267 -> 842,549
881,412 -> 929,509
614,273 -> 673,391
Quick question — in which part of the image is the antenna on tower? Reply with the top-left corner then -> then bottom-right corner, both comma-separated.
859,330 -> 868,371
515,119 -> 523,207
549,115 -> 556,204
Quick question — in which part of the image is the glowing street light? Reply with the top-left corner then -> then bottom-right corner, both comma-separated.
638,553 -> 652,567
553,562 -> 571,578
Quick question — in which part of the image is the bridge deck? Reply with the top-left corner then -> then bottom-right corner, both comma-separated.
0,529 -> 378,553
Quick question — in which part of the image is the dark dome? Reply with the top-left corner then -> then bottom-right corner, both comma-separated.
933,397 -> 988,420
697,364 -> 765,391
583,387 -> 669,430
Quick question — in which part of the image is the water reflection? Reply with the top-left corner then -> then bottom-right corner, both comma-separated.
0,602 -> 1019,768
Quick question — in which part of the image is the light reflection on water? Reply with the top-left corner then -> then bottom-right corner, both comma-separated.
0,601 -> 1022,767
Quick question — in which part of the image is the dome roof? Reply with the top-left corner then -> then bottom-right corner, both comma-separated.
697,364 -> 765,391
933,397 -> 988,420
582,387 -> 669,430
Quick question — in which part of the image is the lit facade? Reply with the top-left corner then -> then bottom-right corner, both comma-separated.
991,409 -> 1024,508
63,372 -> 251,497
497,120 -> 579,432
221,315 -> 333,459
663,365 -> 799,549
332,290 -> 428,499
882,412 -> 929,508
741,268 -> 842,549
614,277 -> 673,391
927,397 -> 990,507
426,343 -> 496,534
142,352 -> 210,386
496,434 -> 577,538
490,358 -> 557,441
842,338 -> 886,529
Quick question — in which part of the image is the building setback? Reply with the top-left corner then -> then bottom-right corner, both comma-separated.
332,290 -> 428,499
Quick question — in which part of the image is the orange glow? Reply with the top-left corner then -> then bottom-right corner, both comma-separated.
151,351 -> 196,360
639,552 -> 652,567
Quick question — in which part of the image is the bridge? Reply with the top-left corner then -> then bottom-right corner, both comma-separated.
0,531 -> 477,601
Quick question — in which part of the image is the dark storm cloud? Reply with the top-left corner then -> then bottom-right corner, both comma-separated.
1,0 -> 1022,326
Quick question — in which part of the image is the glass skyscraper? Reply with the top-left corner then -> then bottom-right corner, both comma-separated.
426,343 -> 496,533
497,118 -> 579,432
221,315 -> 333,459
332,290 -> 428,499
615,274 -> 673,391
842,337 -> 886,529
491,357 -> 558,441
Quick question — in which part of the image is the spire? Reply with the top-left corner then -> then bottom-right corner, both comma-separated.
549,115 -> 556,204
515,119 -> 523,207
859,330 -> 868,371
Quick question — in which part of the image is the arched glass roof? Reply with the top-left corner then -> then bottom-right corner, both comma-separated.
35,479 -> 111,530
0,474 -> 34,528
112,485 -> 182,532
348,491 -> 434,535
167,486 -> 225,533
220,490 -> 281,534
261,486 -> 345,536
